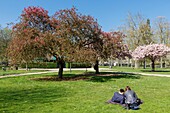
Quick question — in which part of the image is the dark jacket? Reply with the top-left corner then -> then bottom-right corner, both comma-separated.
111,92 -> 125,104
124,90 -> 138,104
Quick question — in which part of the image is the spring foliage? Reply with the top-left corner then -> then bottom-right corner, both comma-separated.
132,44 -> 170,71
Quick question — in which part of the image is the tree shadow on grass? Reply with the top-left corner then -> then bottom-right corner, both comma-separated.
32,71 -> 140,82
87,72 -> 140,82
0,86 -> 69,112
141,70 -> 170,72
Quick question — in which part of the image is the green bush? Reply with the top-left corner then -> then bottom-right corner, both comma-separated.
20,62 -> 91,68
66,62 -> 91,68
20,62 -> 57,68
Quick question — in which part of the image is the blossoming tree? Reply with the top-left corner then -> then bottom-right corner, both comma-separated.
132,44 -> 170,71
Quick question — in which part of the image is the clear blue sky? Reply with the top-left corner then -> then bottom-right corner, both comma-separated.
1,0 -> 170,32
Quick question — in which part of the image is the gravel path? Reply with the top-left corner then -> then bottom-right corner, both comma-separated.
0,68 -> 170,79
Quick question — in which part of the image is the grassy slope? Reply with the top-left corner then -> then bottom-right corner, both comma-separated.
0,70 -> 170,113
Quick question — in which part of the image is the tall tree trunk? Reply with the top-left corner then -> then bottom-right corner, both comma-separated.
58,58 -> 64,79
151,59 -> 155,72
94,60 -> 99,74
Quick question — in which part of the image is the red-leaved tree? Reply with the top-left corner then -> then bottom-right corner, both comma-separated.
101,31 -> 131,67
8,6 -> 52,68
8,6 -> 103,78
54,7 -> 103,74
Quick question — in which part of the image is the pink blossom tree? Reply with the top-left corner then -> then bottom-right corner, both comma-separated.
132,44 -> 170,71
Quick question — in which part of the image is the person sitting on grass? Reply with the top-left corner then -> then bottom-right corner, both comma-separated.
107,89 -> 125,105
124,86 -> 143,110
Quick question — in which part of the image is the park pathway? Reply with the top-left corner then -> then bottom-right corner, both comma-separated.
0,68 -> 94,79
0,68 -> 170,79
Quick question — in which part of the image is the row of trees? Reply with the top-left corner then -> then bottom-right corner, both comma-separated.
0,26 -> 11,62
132,44 -> 170,71
2,7 -> 170,78
122,13 -> 170,69
123,13 -> 170,49
7,6 -> 129,78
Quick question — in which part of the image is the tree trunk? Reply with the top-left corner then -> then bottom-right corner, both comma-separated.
131,59 -> 133,68
164,61 -> 166,68
160,57 -> 163,68
128,58 -> 130,67
143,58 -> 146,69
26,62 -> 28,71
151,59 -> 155,72
120,58 -> 123,67
58,59 -> 64,79
109,58 -> 113,68
135,60 -> 139,68
94,60 -> 99,74
69,62 -> 72,73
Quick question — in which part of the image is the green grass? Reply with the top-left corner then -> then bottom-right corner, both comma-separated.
101,66 -> 170,75
0,69 -> 46,76
0,70 -> 170,113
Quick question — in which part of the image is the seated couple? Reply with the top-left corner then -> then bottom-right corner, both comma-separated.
107,86 -> 143,110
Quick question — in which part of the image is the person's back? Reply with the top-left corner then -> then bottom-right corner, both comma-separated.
124,86 -> 141,110
111,91 -> 125,104
124,90 -> 137,104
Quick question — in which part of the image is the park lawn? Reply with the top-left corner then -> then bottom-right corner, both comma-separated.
0,70 -> 170,113
0,69 -> 47,76
101,66 -> 170,75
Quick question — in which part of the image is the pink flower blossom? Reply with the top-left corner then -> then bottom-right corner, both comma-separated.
132,44 -> 170,60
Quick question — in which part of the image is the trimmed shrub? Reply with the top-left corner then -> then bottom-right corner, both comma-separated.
66,62 -> 91,68
20,62 -> 57,68
20,62 -> 91,68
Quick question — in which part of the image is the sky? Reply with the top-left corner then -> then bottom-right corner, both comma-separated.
1,0 -> 170,32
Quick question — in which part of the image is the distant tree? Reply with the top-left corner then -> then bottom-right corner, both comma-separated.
138,19 -> 153,68
123,13 -> 153,48
138,19 -> 153,45
154,16 -> 170,68
102,31 -> 131,66
154,16 -> 170,45
132,44 -> 170,71
122,13 -> 154,68
0,26 -> 12,62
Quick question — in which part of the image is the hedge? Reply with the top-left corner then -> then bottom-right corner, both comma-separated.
20,62 -> 91,68
66,62 -> 91,68
20,62 -> 57,68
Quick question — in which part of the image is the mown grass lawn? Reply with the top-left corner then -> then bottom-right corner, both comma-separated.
101,66 -> 170,75
0,70 -> 170,113
0,69 -> 46,76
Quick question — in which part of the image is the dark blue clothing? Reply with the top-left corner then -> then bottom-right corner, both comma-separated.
111,92 -> 125,104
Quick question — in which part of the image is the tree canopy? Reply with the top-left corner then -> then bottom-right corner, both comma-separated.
8,6 -> 105,77
132,44 -> 170,71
